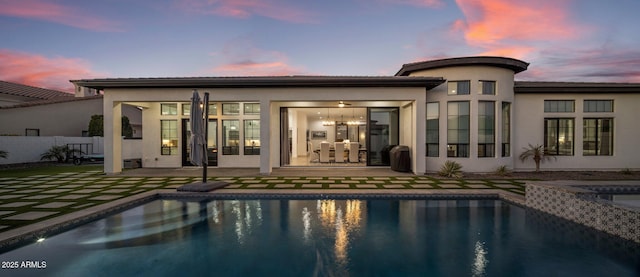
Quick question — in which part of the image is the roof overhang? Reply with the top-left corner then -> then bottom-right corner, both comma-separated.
396,56 -> 529,76
71,76 -> 445,90
515,81 -> 640,93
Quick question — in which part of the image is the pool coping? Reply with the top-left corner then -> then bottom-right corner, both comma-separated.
0,189 -> 524,252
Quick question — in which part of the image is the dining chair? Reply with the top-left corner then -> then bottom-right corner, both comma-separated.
334,142 -> 345,163
349,142 -> 359,163
320,142 -> 331,163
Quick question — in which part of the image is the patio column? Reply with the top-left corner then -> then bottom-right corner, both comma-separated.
415,98 -> 426,175
104,99 -> 122,174
259,100 -> 271,175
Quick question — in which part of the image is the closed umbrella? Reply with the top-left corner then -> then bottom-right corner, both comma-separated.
189,90 -> 206,167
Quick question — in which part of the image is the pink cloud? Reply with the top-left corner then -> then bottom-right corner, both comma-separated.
517,47 -> 640,82
452,0 -> 584,59
0,49 -> 104,92
176,0 -> 316,23
380,0 -> 445,8
0,0 -> 122,32
209,38 -> 307,76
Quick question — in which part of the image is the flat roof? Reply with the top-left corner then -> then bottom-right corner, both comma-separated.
71,76 -> 445,90
396,56 -> 529,76
515,81 -> 640,93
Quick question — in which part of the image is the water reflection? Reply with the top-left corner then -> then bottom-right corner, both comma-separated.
471,240 -> 488,277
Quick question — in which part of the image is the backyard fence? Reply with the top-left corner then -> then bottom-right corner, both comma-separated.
0,136 -> 141,165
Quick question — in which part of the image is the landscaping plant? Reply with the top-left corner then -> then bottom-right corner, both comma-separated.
518,143 -> 556,172
438,160 -> 463,178
40,145 -> 83,163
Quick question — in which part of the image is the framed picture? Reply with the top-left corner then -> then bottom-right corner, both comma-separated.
310,130 -> 327,140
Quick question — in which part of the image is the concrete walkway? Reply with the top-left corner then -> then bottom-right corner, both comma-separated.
119,167 -> 417,177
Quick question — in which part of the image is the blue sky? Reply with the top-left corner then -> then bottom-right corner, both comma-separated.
1,0 -> 639,92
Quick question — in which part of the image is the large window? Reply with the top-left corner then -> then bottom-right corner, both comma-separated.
161,120 -> 178,155
161,103 -> 177,115
584,100 -> 613,112
583,118 -> 613,156
183,103 -> 216,116
448,81 -> 470,95
244,120 -> 260,155
480,81 -> 496,95
478,101 -> 495,157
544,100 -> 574,113
544,118 -> 574,156
501,102 -> 511,157
222,120 -> 240,155
447,101 -> 470,157
426,102 -> 439,157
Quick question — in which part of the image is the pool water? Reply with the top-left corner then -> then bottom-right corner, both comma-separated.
1,198 -> 638,276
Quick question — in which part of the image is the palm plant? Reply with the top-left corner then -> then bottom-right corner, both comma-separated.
40,146 -> 83,163
0,150 -> 7,159
518,144 -> 556,172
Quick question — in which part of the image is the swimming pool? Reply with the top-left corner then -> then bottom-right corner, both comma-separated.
1,198 -> 638,276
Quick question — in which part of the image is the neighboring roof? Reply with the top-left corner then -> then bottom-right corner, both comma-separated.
395,56 -> 529,76
0,80 -> 72,100
0,95 -> 102,109
515,81 -> 640,93
71,76 -> 445,90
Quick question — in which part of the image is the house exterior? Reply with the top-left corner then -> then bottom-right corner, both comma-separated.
0,80 -> 142,137
71,56 -> 640,175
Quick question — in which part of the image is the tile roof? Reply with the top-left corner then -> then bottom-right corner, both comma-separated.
0,80 -> 72,100
0,95 -> 102,109
514,81 -> 640,93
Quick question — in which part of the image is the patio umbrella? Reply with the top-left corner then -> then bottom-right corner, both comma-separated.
189,90 -> 206,167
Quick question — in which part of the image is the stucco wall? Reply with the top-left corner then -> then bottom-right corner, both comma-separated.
408,65 -> 517,173
514,93 -> 640,171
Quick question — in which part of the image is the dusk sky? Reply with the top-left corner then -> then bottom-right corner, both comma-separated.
1,0 -> 639,92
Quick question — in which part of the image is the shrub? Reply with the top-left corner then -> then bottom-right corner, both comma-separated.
621,168 -> 632,175
494,165 -> 511,176
0,149 -> 7,159
40,146 -> 83,163
438,160 -> 463,178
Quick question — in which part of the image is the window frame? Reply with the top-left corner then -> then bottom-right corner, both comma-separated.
583,118 -> 613,156
584,100 -> 613,113
501,102 -> 511,157
243,119 -> 260,155
447,80 -> 471,95
447,101 -> 470,157
479,80 -> 496,95
426,102 -> 439,157
544,100 -> 575,113
160,103 -> 178,116
477,101 -> 495,158
160,120 -> 178,155
544,118 -> 575,156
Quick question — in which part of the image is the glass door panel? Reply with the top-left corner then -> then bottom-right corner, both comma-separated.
367,107 -> 399,166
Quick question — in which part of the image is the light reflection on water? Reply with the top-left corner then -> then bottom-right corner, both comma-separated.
0,199 -> 638,277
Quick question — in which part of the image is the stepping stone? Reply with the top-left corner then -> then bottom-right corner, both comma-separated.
390,180 -> 410,184
0,202 -> 37,208
224,184 -> 242,189
74,189 -> 101,194
23,195 -> 57,200
56,194 -> 90,200
140,184 -> 161,188
383,184 -> 407,189
466,184 -> 491,189
412,184 -> 437,189
274,184 -> 296,189
71,203 -> 95,209
439,184 -> 463,189
112,185 -> 134,188
329,184 -> 350,189
292,180 -> 311,184
246,184 -> 269,189
4,211 -> 58,220
102,189 -> 128,194
356,184 -> 378,189
42,189 -> 72,194
0,194 -> 25,199
301,184 -> 323,189
34,202 -> 75,209
0,211 -> 14,216
0,189 -> 14,194
89,195 -> 121,201
57,185 -> 82,189
366,181 -> 385,184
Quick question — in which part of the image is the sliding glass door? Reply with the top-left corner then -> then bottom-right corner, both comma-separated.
367,107 -> 399,166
